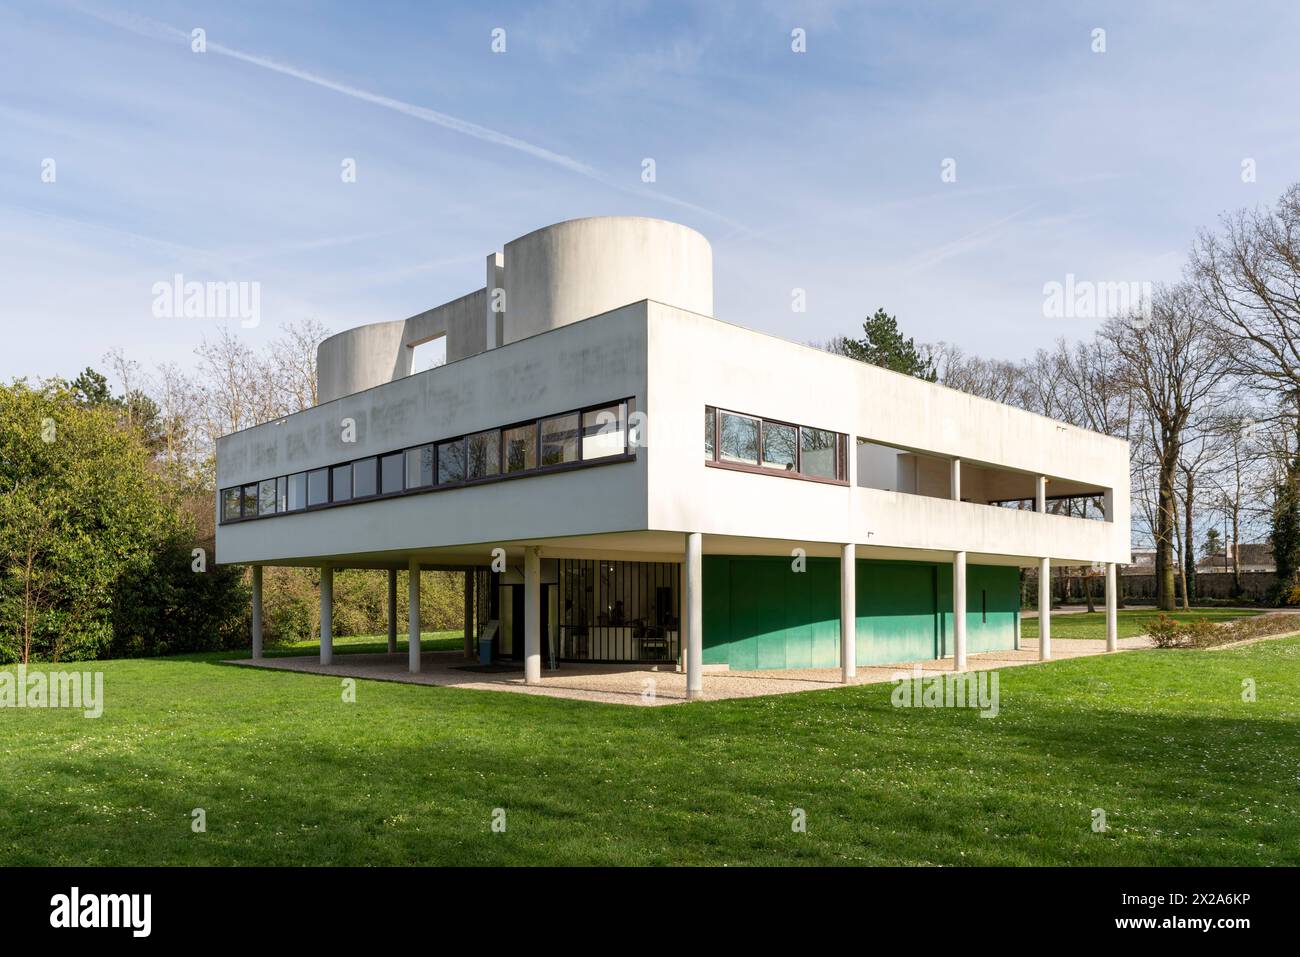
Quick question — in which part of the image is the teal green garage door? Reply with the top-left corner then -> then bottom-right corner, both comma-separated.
854,562 -> 940,666
703,556 -> 944,669
936,563 -> 1021,655
701,556 -> 840,670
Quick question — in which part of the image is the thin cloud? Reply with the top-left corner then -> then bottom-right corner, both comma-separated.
901,205 -> 1036,275
73,5 -> 747,232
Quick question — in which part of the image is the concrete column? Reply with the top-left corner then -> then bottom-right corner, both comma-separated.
386,568 -> 398,654
463,570 -> 475,658
685,532 -> 703,700
953,551 -> 967,671
1038,557 -> 1051,660
840,543 -> 856,683
1105,562 -> 1118,652
950,458 -> 962,501
1035,475 -> 1047,513
251,565 -> 263,660
1102,488 -> 1114,522
677,561 -> 686,673
320,564 -> 333,665
408,558 -> 421,674
524,546 -> 541,685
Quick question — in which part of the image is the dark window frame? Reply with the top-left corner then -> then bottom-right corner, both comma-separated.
218,397 -> 636,524
703,405 -> 847,486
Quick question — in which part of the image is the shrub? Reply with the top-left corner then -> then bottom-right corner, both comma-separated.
1182,619 -> 1224,649
261,567 -> 318,645
1145,614 -> 1186,648
1146,612 -> 1300,649
109,538 -> 248,657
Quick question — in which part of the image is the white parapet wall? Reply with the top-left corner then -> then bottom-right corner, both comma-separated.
644,301 -> 1131,566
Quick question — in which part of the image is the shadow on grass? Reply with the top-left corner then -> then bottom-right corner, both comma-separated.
6,642 -> 1300,865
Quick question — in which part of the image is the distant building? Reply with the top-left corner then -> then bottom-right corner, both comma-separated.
1122,548 -> 1156,575
1196,544 -> 1274,575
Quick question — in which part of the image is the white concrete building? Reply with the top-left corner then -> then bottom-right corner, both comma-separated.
216,216 -> 1130,698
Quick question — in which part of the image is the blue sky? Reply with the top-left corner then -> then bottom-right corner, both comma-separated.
3,0 -> 1299,382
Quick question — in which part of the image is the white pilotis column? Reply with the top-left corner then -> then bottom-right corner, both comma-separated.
1105,562 -> 1118,653
953,551 -> 967,671
677,561 -> 686,673
408,558 -> 421,673
386,568 -> 398,654
685,532 -> 703,700
524,546 -> 541,685
1038,557 -> 1051,660
463,570 -> 475,658
320,564 -> 333,665
251,565 -> 263,660
840,543 -> 856,683
951,458 -> 962,501
1035,475 -> 1047,513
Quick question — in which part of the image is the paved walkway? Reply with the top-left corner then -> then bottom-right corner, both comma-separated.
228,635 -> 1153,707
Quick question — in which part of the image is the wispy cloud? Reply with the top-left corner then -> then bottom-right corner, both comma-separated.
901,205 -> 1037,275
73,4 -> 748,232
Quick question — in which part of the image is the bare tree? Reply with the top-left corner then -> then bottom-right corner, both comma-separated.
1110,283 -> 1226,610
1193,184 -> 1300,416
270,318 -> 330,413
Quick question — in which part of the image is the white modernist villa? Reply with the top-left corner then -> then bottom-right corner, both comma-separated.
216,216 -> 1131,698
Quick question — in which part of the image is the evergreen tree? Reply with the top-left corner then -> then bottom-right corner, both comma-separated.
1270,453 -> 1300,594
834,308 -> 937,381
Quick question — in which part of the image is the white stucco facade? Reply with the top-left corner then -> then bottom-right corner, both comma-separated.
217,216 -> 1129,682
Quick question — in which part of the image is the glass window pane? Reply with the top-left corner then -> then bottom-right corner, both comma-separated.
503,424 -> 537,473
331,463 -> 352,502
719,413 -> 759,465
381,453 -> 403,494
307,468 -> 329,506
276,476 -> 288,512
288,473 -> 307,510
438,439 -> 466,484
540,413 -> 579,466
222,487 -> 241,522
800,428 -> 838,479
762,422 -> 798,471
582,404 -> 625,460
405,446 -> 434,488
704,407 -> 715,460
352,457 -> 377,498
467,430 -> 500,480
241,484 -> 258,516
258,478 -> 278,515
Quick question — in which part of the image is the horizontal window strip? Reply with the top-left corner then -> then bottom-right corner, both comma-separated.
704,405 -> 847,484
219,397 -> 635,524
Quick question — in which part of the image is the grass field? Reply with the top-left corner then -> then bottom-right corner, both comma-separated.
1020,608 -> 1263,640
269,629 -> 465,657
2,634 -> 1298,866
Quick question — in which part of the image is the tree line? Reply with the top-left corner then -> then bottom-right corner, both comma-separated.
5,184 -> 1298,662
0,321 -> 463,664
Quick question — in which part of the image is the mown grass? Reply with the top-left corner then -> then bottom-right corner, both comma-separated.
269,629 -> 465,657
1,634 -> 1297,866
1020,608 -> 1263,640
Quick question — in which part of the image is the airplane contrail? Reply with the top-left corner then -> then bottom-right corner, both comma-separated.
75,5 -> 746,230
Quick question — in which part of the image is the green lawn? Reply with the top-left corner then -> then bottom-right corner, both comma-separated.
270,629 -> 465,657
2,635 -> 1299,866
1020,608 -> 1263,640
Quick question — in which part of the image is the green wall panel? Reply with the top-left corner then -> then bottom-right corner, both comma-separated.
703,555 -> 1019,670
937,563 -> 1021,656
854,562 -> 939,665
